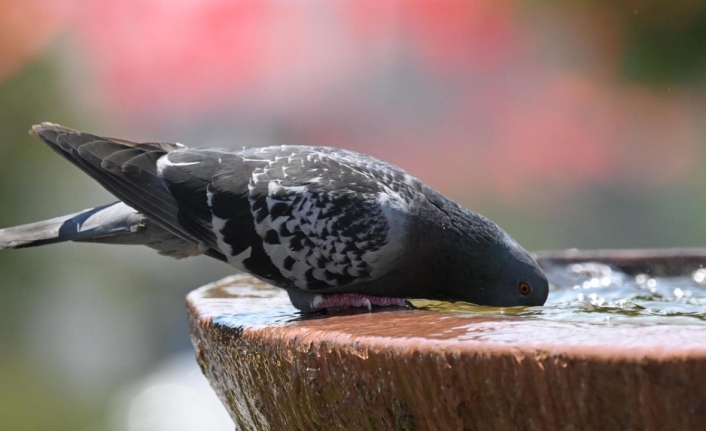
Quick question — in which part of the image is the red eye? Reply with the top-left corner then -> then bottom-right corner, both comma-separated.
518,282 -> 531,295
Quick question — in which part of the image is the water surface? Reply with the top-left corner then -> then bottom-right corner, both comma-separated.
413,262 -> 706,325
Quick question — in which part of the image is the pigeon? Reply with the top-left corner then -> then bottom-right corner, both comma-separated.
0,123 -> 549,312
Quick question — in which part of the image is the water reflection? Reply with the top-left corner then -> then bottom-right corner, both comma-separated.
413,262 -> 706,325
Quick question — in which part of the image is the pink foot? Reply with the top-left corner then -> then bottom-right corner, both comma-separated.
312,293 -> 407,311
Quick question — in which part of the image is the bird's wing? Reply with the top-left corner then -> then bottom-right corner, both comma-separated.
31,124 -> 420,290
221,146 -> 417,290
30,123 -> 226,260
158,145 -> 419,290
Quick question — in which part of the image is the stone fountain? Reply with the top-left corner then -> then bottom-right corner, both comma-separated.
188,249 -> 706,430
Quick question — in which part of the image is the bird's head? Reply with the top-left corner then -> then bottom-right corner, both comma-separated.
478,234 -> 549,307
428,204 -> 549,308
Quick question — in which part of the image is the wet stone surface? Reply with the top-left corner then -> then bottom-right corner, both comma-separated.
188,252 -> 706,430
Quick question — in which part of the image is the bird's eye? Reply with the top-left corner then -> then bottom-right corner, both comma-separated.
518,281 -> 531,295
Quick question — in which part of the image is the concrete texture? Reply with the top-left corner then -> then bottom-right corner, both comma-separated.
188,269 -> 706,430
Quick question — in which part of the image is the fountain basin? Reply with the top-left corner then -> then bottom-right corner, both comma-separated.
187,249 -> 706,430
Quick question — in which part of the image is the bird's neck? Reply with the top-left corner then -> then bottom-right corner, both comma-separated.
414,195 -> 506,299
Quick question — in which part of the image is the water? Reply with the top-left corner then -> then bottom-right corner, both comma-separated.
412,262 -> 706,325
197,265 -> 706,326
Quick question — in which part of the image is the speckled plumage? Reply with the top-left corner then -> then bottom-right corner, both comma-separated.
0,123 -> 549,311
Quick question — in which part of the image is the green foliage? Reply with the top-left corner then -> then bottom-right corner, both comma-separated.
531,0 -> 706,84
622,4 -> 706,83
0,357 -> 98,431
0,54 -> 102,431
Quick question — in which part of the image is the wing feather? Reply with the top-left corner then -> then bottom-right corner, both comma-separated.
239,146 -> 413,290
30,124 -> 220,256
30,125 -> 420,291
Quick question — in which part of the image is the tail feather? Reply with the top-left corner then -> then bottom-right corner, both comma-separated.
30,123 -> 199,245
0,202 -> 129,249
0,202 -> 201,258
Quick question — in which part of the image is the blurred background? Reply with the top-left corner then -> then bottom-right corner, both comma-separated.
1,0 -> 706,429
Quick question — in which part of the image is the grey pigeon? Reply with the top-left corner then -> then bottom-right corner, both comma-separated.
0,123 -> 549,312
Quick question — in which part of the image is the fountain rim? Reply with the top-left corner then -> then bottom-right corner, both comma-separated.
188,244 -> 706,364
